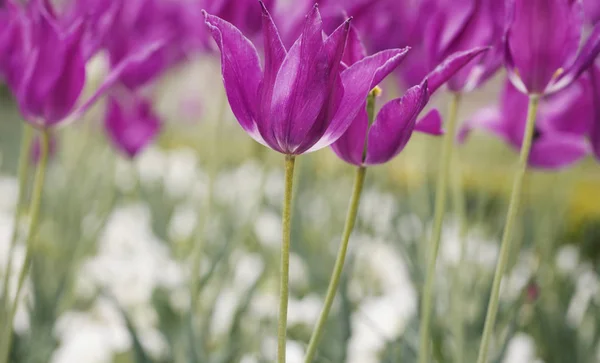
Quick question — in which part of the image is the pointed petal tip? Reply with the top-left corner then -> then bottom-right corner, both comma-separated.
259,0 -> 268,14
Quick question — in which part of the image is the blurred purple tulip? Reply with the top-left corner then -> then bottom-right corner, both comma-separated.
584,0 -> 600,25
331,35 -> 489,166
203,0 -> 275,38
204,2 -> 409,155
0,0 -> 164,128
425,0 -> 504,92
104,0 -> 205,90
105,91 -> 161,158
459,79 -> 592,169
504,0 -> 600,95
277,0 -> 432,88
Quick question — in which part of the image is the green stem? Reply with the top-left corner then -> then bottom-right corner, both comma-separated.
304,166 -> 366,363
450,155 -> 468,363
0,128 -> 50,363
418,92 -> 461,363
277,155 -> 296,363
475,95 -> 539,363
1,126 -> 33,316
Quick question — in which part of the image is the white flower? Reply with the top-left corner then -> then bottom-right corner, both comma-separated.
254,211 -> 281,248
503,333 -> 536,363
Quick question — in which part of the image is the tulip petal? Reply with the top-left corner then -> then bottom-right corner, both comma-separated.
105,93 -> 161,158
256,0 -> 286,148
293,19 -> 351,154
203,11 -> 264,145
426,46 -> 489,94
306,48 -> 409,153
528,133 -> 589,169
43,38 -> 85,125
505,0 -> 582,93
457,107 -> 507,144
270,4 -> 327,152
343,25 -> 367,66
72,37 -> 167,121
18,11 -> 66,121
364,82 -> 429,165
548,23 -> 600,94
330,107 -> 368,166
415,108 -> 443,136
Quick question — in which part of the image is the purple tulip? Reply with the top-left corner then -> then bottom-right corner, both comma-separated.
459,79 -> 592,169
0,0 -> 164,128
104,91 -> 161,158
504,0 -> 600,95
331,34 -> 489,166
203,0 -> 275,38
104,0 -> 205,90
425,0 -> 504,92
584,0 -> 600,25
204,3 -> 409,155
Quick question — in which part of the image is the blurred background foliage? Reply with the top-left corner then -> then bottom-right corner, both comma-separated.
0,58 -> 599,363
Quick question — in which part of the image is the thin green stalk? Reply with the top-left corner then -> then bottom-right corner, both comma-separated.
450,155 -> 468,363
304,166 -> 366,363
277,155 -> 296,363
1,126 -> 33,317
418,92 -> 461,363
475,95 -> 540,363
0,128 -> 50,363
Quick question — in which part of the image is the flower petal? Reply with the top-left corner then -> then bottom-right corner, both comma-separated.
306,48 -> 409,153
330,107 -> 368,166
203,11 -> 264,145
105,93 -> 161,158
269,4 -> 327,152
72,37 -> 167,121
426,46 -> 489,94
528,133 -> 589,169
415,108 -> 443,136
547,23 -> 600,94
457,106 -> 507,144
364,82 -> 429,165
505,0 -> 583,94
256,0 -> 286,148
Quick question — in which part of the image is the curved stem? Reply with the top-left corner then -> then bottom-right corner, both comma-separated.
1,126 -> 33,315
0,128 -> 50,363
475,95 -> 539,363
304,166 -> 366,363
277,155 -> 296,363
418,92 -> 461,363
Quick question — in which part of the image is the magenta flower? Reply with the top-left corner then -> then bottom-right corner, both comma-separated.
202,0 -> 275,38
332,33 -> 489,166
0,0 -> 163,128
584,0 -> 600,25
105,91 -> 161,158
204,3 -> 409,155
459,79 -> 592,169
279,0 -> 432,88
425,0 -> 504,92
104,0 -> 205,90
60,0 -> 123,61
505,0 -> 600,95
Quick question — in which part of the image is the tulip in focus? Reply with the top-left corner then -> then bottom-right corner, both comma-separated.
204,2 -> 409,155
